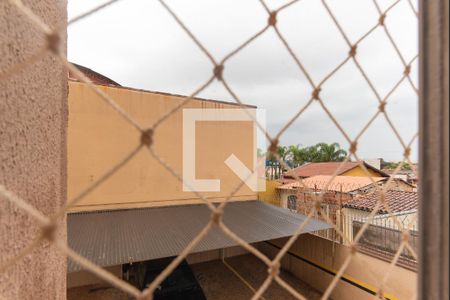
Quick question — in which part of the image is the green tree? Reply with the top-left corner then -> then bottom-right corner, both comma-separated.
303,145 -> 321,162
264,142 -> 348,179
288,144 -> 306,167
287,142 -> 347,166
313,142 -> 347,162
381,160 -> 412,170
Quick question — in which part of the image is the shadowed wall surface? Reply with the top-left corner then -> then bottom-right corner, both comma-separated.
260,234 -> 417,300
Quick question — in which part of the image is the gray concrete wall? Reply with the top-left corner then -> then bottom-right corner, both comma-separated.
0,1 -> 67,299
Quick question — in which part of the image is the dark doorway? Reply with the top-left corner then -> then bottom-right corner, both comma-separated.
123,257 -> 206,300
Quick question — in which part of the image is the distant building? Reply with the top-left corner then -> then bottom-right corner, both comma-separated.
276,175 -> 414,212
275,174 -> 415,241
342,191 -> 419,248
381,168 -> 418,187
282,161 -> 389,182
68,68 -> 258,211
363,158 -> 382,170
344,190 -> 418,215
66,65 -> 330,290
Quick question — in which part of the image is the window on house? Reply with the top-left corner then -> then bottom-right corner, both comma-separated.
287,195 -> 297,211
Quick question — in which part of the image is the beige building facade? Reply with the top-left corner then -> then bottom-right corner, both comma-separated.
68,81 -> 257,211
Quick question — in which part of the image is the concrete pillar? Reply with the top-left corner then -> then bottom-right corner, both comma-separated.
0,1 -> 67,299
418,0 -> 449,299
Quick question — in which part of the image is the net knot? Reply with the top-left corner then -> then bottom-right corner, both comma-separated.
141,129 -> 154,147
404,65 -> 411,76
268,139 -> 279,154
214,65 -> 224,81
41,222 -> 57,242
378,101 -> 387,112
404,147 -> 411,158
46,31 -> 60,54
379,14 -> 386,26
268,11 -> 277,26
349,45 -> 358,57
314,200 -> 321,211
402,231 -> 410,242
137,293 -> 152,300
312,87 -> 322,100
350,244 -> 358,254
211,209 -> 223,224
349,141 -> 358,154
379,193 -> 386,204
268,261 -> 280,277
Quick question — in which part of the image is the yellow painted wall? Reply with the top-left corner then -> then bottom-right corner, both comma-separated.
257,180 -> 281,206
342,167 -> 382,177
68,81 -> 257,211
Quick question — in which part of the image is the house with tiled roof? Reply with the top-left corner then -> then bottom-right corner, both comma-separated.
282,161 -> 389,182
276,175 -> 414,212
338,191 -> 419,269
275,175 -> 416,241
342,191 -> 419,243
381,168 -> 419,186
344,190 -> 418,214
278,175 -> 386,193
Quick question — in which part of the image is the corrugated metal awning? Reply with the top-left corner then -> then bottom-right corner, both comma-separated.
68,200 -> 330,272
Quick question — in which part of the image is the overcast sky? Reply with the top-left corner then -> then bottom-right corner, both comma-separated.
68,0 -> 419,162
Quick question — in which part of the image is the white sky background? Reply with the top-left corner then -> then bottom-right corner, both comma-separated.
68,0 -> 419,162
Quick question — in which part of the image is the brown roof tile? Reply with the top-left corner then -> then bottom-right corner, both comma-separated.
283,162 -> 358,178
277,175 -> 386,192
344,190 -> 418,213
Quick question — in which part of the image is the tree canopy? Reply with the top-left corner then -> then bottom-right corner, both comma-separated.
260,142 -> 348,179
381,160 -> 413,170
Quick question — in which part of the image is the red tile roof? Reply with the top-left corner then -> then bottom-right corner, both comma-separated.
344,190 -> 418,213
277,176 -> 386,192
283,162 -> 388,179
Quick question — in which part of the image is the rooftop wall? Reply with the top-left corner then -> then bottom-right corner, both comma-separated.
68,81 -> 257,211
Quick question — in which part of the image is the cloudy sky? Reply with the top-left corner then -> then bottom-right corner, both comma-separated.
68,0 -> 419,162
